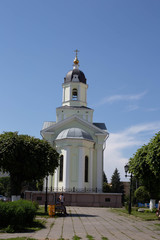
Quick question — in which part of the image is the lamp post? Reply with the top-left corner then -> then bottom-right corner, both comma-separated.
45,176 -> 48,213
124,164 -> 132,214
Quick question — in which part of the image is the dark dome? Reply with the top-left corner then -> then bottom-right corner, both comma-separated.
64,69 -> 87,84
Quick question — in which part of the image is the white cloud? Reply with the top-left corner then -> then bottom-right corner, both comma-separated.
105,91 -> 147,103
93,91 -> 147,108
125,104 -> 139,112
104,121 -> 160,182
145,107 -> 160,112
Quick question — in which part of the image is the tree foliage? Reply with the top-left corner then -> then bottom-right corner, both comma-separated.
134,186 -> 150,203
147,132 -> 160,177
111,168 -> 123,193
103,171 -> 108,183
0,177 -> 11,196
129,131 -> 160,199
0,132 -> 59,195
103,182 -> 111,193
103,171 -> 111,192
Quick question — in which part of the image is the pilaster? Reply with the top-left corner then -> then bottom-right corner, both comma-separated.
89,148 -> 93,189
96,145 -> 103,192
54,168 -> 58,190
78,147 -> 85,190
63,146 -> 70,190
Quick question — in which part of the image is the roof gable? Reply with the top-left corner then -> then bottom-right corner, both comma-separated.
41,115 -> 108,138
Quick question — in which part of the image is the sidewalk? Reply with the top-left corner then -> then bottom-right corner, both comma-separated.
0,206 -> 160,240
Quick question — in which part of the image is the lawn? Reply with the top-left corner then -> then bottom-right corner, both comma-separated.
111,207 -> 158,221
36,205 -> 49,218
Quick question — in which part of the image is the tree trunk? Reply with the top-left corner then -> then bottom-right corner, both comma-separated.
10,174 -> 22,196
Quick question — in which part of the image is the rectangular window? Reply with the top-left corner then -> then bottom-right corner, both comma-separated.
105,198 -> 110,202
85,156 -> 89,182
37,196 -> 42,201
59,155 -> 63,181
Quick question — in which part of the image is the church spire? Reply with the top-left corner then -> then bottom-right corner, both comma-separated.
73,49 -> 79,69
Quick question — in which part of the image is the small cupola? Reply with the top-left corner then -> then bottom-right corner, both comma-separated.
62,50 -> 88,107
64,49 -> 87,84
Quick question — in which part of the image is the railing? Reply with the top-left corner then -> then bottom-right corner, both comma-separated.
44,187 -> 103,193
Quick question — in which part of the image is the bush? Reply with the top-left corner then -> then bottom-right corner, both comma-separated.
134,186 -> 150,203
124,202 -> 128,211
33,201 -> 39,210
0,199 -> 37,230
103,182 -> 111,193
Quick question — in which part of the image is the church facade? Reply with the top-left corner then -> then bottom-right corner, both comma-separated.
41,52 -> 109,193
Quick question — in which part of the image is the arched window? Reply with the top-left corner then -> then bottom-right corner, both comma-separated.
59,155 -> 63,181
84,156 -> 89,182
72,88 -> 78,100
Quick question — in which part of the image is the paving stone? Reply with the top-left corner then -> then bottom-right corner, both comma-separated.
0,207 -> 160,240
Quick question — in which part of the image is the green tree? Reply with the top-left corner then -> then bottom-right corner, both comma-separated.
129,132 -> 160,199
134,186 -> 150,203
103,171 -> 112,192
0,132 -> 59,196
103,182 -> 111,193
146,132 -> 160,178
103,171 -> 108,183
0,176 -> 11,196
111,168 -> 123,193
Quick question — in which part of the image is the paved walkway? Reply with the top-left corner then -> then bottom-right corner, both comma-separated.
0,207 -> 160,240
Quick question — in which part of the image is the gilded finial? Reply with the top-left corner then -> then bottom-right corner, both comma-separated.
73,49 -> 79,65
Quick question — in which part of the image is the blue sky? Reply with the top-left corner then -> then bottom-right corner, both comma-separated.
0,0 -> 160,181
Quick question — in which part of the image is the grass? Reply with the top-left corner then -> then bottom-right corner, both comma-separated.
50,222 -> 54,229
101,237 -> 108,240
111,207 -> 158,221
72,235 -> 82,240
0,219 -> 46,233
0,205 -> 47,233
86,235 -> 94,240
25,219 -> 46,232
36,205 -> 49,218
154,223 -> 160,230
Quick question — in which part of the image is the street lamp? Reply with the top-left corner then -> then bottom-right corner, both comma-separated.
124,163 -> 132,214
45,176 -> 48,213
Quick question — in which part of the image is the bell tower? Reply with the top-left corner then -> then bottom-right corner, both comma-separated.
62,50 -> 88,107
56,50 -> 94,123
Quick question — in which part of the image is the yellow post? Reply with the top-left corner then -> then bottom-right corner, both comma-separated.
52,205 -> 55,216
48,205 -> 53,216
48,205 -> 55,217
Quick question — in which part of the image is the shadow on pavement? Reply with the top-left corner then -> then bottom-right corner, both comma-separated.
69,213 -> 98,217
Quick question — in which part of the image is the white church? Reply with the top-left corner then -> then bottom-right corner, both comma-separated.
41,51 -> 109,193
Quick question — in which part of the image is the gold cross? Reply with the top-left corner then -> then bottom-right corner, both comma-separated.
74,49 -> 79,57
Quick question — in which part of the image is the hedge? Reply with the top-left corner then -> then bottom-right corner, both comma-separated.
0,199 -> 37,230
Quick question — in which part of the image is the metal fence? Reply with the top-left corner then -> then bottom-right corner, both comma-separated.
45,186 -> 102,193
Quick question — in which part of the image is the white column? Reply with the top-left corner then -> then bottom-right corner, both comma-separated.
63,146 -> 70,190
89,148 -> 93,190
54,168 -> 58,190
62,87 -> 65,103
97,146 -> 103,192
78,147 -> 84,190
66,146 -> 70,190
69,86 -> 72,101
78,85 -> 81,101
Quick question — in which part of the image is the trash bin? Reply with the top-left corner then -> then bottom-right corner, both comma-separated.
48,205 -> 55,217
52,204 -> 55,216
